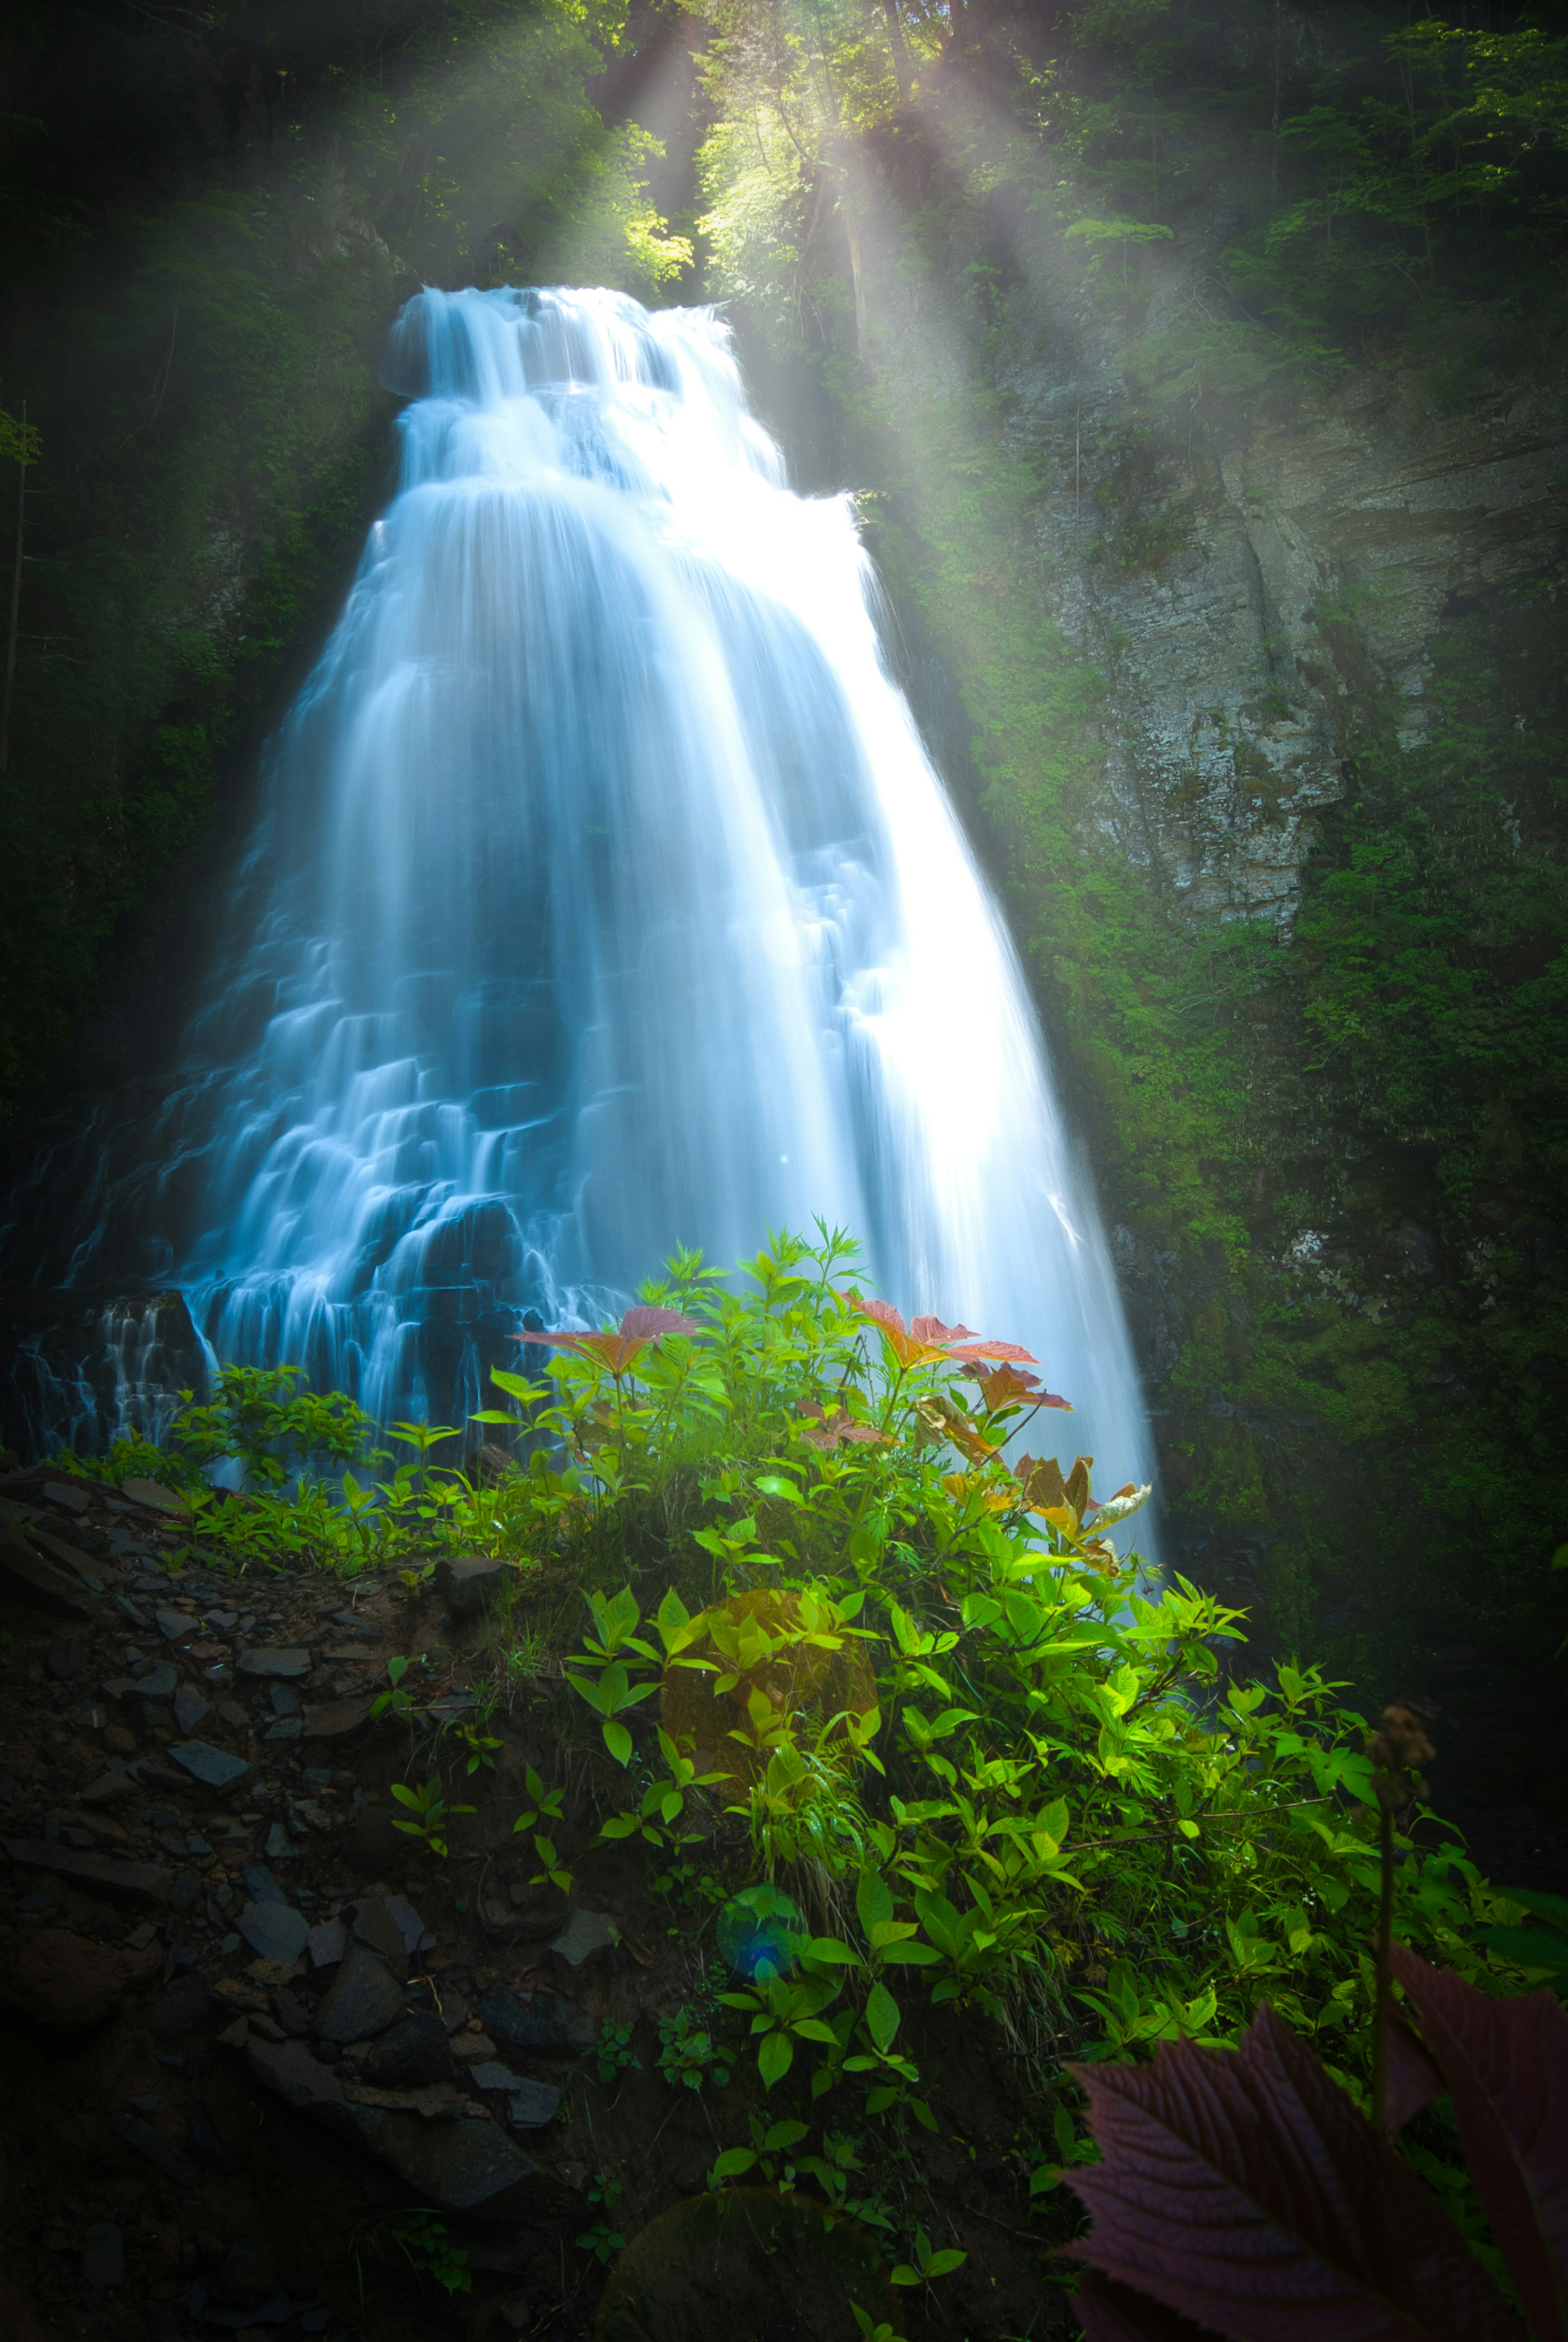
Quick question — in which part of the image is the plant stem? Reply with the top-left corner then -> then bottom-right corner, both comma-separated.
1372,1797 -> 1394,2132
1,400 -> 27,775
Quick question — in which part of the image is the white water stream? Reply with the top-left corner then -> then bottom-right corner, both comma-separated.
134,286 -> 1151,1492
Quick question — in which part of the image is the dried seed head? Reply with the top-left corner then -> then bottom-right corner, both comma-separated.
1368,1701 -> 1436,1809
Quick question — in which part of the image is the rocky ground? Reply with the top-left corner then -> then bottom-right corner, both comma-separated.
0,1470 -> 1056,2342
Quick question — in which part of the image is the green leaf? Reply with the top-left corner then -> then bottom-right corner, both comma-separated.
707,2148 -> 758,2184
865,1983 -> 900,2056
923,2248 -> 966,2278
757,2030 -> 795,2088
603,1719 -> 633,1766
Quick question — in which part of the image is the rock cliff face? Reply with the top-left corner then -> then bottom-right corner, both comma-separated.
822,134 -> 1568,1778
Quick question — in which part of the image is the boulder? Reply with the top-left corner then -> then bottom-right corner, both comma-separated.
316,1945 -> 404,2043
478,1984 -> 597,2053
361,2011 -> 452,2088
434,1555 -> 509,1620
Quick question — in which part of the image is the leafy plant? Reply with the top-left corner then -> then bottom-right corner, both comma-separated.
889,2225 -> 966,2291
657,2005 -> 732,2093
512,1765 -> 572,1897
1064,1946 -> 1568,2342
576,2171 -> 626,2264
594,2021 -> 641,2088
388,1778 -> 472,1859
390,2211 -> 471,2297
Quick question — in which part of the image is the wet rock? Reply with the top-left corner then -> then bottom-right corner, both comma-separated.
236,1900 -> 310,1965
361,2011 -> 452,2088
264,1821 -> 300,1859
0,1926 -> 158,2028
382,1892 -> 437,1954
168,1740 -> 251,1792
270,1987 -> 313,2038
468,2060 -> 532,2093
156,1609 -> 194,1644
216,1697 -> 251,1730
547,1908 -> 619,1967
168,1873 -> 202,1911
108,2110 -> 198,2188
246,2034 -> 543,2216
269,1683 -> 301,1715
238,1647 -> 311,1679
265,1716 -> 303,1742
316,1945 -> 404,2043
42,1479 -> 90,1515
0,1528 -> 94,1618
173,1686 -> 210,1734
241,1863 -> 288,1906
478,1984 -> 597,2053
81,1766 -> 141,1806
435,1554 -> 508,1620
104,1663 -> 180,1703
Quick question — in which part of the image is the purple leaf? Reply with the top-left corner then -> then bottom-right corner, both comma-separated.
1067,2001 -> 1522,2342
1076,2271 -> 1232,2342
1391,1944 -> 1568,2342
1386,2015 -> 1446,2134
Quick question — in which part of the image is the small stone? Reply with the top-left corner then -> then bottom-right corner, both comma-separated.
108,2110 -> 198,2188
270,1988 -> 313,2038
478,1984 -> 597,2053
168,1873 -> 201,1911
43,1479 -> 91,1515
81,2220 -> 124,2289
316,1945 -> 405,2044
269,1683 -> 302,1716
353,1897 -> 408,1966
169,1741 -> 251,1792
173,1686 -> 210,1735
381,1892 -> 437,1954
236,1900 -> 310,1965
434,1554 -> 508,1620
104,1723 -> 138,1756
468,2060 -> 532,2093
265,1717 -> 303,1742
547,1908 -> 619,1968
453,2030 -> 498,2062
242,1863 -> 288,1906
361,2011 -> 452,2088
307,1919 -> 348,1968
156,1609 -> 194,1644
238,1647 -> 312,1679
127,1667 -> 180,1705
265,1821 -> 301,1859
80,1768 -> 141,1806
121,1476 -> 190,1514
217,1697 -> 251,1729
301,1696 -> 374,1739
505,2079 -> 561,2129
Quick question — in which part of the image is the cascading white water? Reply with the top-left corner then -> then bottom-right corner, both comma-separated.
156,284 -> 1152,1497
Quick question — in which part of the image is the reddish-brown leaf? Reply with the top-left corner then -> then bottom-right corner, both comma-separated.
910,1315 -> 980,1345
1075,2271 -> 1232,2342
842,1294 -> 908,1338
947,1337 -> 1040,1364
1391,1945 -> 1568,2342
619,1305 -> 701,1341
1067,2001 -> 1522,2342
1385,2015 -> 1446,2135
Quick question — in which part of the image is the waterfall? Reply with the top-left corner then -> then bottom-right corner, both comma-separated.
28,287 -> 1155,1501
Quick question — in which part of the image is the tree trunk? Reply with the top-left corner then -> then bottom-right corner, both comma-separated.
882,0 -> 913,98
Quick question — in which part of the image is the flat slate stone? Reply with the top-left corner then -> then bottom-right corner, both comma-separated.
156,1609 -> 196,1643
43,1480 -> 91,1515
316,1946 -> 404,2044
120,1477 -> 189,1516
506,2079 -> 562,2129
168,1740 -> 251,1792
238,1646 -> 311,1679
306,1920 -> 347,1969
478,1984 -> 597,2053
468,2060 -> 530,2093
1,1837 -> 172,1904
241,1863 -> 288,1906
0,1529 -> 94,1619
236,1899 -> 310,1964
81,1769 -> 141,1806
264,1823 -> 300,1860
269,1683 -> 302,1716
264,1718 -> 303,1742
301,1696 -> 372,1738
382,1893 -> 437,1955
361,2011 -> 452,2088
548,1908 -> 619,1967
173,1687 -> 210,1734
352,1899 -> 407,1965
130,1664 -> 180,1702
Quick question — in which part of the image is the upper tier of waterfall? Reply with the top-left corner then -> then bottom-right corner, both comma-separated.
3,285 -> 1154,1506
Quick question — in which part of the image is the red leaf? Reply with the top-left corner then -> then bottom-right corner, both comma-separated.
1076,2271 -> 1232,2342
619,1306 -> 701,1340
1067,2001 -> 1522,2342
843,1294 -> 908,1338
910,1315 -> 980,1345
1385,2015 -> 1446,2135
1390,1944 -> 1568,2342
